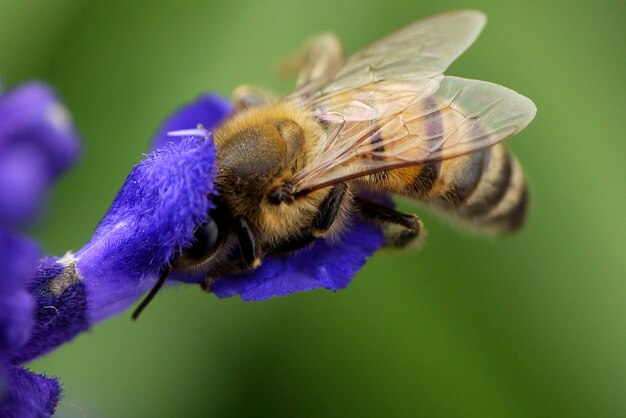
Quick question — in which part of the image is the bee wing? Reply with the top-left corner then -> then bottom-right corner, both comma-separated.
292,10 -> 486,98
291,76 -> 536,192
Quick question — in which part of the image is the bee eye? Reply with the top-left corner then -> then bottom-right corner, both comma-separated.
184,217 -> 224,262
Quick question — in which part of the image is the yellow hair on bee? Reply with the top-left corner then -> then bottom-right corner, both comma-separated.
214,98 -> 323,161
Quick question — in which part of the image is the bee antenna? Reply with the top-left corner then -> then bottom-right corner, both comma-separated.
131,265 -> 172,321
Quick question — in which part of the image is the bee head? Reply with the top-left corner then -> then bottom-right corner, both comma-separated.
216,117 -> 304,214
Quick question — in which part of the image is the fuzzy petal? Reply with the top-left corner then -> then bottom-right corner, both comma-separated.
0,83 -> 81,224
9,258 -> 88,365
152,94 -> 233,150
76,138 -> 216,321
0,366 -> 61,418
211,218 -> 384,301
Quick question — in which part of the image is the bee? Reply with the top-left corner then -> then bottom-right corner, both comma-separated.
132,10 -> 535,319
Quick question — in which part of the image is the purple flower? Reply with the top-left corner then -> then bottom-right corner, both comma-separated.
0,232 -> 38,355
210,217 -> 383,301
0,83 -> 80,225
76,137 -> 217,322
152,94 -> 233,151
0,367 -> 61,418
0,82 -> 80,416
1,91 -> 384,415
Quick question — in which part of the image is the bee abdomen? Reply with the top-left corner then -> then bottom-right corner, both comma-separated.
423,144 -> 529,233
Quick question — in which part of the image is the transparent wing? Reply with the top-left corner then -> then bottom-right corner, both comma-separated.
291,10 -> 486,99
291,76 -> 537,193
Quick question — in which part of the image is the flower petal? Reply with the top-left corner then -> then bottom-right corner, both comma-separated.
0,83 -> 81,224
76,138 -> 216,321
9,257 -> 88,365
211,218 -> 384,301
0,366 -> 61,418
151,94 -> 233,150
0,229 -> 38,354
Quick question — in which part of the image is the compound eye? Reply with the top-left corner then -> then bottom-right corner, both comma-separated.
183,216 -> 224,263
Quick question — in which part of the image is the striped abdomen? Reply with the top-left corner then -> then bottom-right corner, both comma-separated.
422,144 -> 528,233
363,144 -> 528,234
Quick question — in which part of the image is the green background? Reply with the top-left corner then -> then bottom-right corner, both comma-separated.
2,0 -> 625,416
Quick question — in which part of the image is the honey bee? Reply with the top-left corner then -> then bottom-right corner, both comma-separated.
132,10 -> 536,319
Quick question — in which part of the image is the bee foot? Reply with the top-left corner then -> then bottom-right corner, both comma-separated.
201,277 -> 215,293
251,258 -> 262,269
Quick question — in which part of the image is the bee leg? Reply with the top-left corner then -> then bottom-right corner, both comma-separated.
278,33 -> 344,89
381,221 -> 425,249
311,183 -> 348,237
355,198 -> 424,248
270,230 -> 317,255
231,85 -> 273,111
267,184 -> 348,255
234,218 -> 262,269
201,258 -> 251,293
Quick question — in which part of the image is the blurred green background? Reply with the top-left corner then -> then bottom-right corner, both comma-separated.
2,0 -> 624,416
